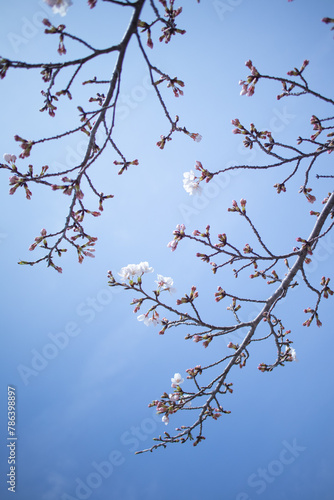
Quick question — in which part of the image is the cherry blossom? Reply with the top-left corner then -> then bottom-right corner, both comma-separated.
183,170 -> 202,195
162,415 -> 169,425
118,261 -> 153,280
118,264 -> 141,280
137,261 -> 154,274
137,313 -> 152,326
43,0 -> 73,16
3,153 -> 17,164
137,310 -> 160,326
171,372 -> 184,388
155,274 -> 176,293
286,347 -> 297,362
190,133 -> 202,142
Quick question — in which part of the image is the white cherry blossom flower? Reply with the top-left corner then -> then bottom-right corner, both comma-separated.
169,393 -> 180,402
286,347 -> 297,361
171,373 -> 184,388
155,274 -> 176,293
151,311 -> 160,326
137,311 -> 160,326
3,154 -> 17,164
118,261 -> 153,280
118,264 -> 140,280
137,261 -> 154,274
137,313 -> 151,326
183,170 -> 202,195
43,0 -> 72,16
162,415 -> 169,425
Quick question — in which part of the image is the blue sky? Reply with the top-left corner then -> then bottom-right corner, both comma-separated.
1,1 -> 334,499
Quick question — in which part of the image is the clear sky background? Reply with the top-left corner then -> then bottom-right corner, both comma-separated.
0,1 -> 334,499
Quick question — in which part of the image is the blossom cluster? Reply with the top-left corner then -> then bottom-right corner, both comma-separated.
155,274 -> 176,294
3,153 -> 17,164
154,75 -> 185,97
183,170 -> 201,195
136,272 -> 175,326
118,261 -> 153,281
117,262 -> 176,327
150,372 -> 185,426
43,0 -> 72,17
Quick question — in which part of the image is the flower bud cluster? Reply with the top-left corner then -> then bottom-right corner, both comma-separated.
14,136 -> 34,159
322,17 -> 334,36
51,180 -> 84,200
40,89 -> 59,117
215,286 -> 226,302
274,182 -> 287,194
226,297 -> 241,313
295,236 -> 313,263
113,158 -> 139,176
227,343 -> 247,368
194,160 -> 213,183
42,18 -> 67,54
228,198 -> 247,214
239,60 -> 259,97
158,1 -> 185,44
0,58 -> 9,79
214,233 -> 227,249
148,372 -> 186,426
243,243 -> 253,254
156,134 -> 172,149
186,365 -> 202,378
29,228 -> 48,252
249,269 -> 266,280
154,75 -> 185,97
266,270 -> 279,285
310,115 -> 323,141
7,161 -> 33,199
167,223 -> 185,252
303,307 -> 322,328
137,20 -> 154,49
321,276 -> 333,299
193,224 -> 210,239
298,186 -> 316,204
176,286 -> 198,305
286,59 -> 309,77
